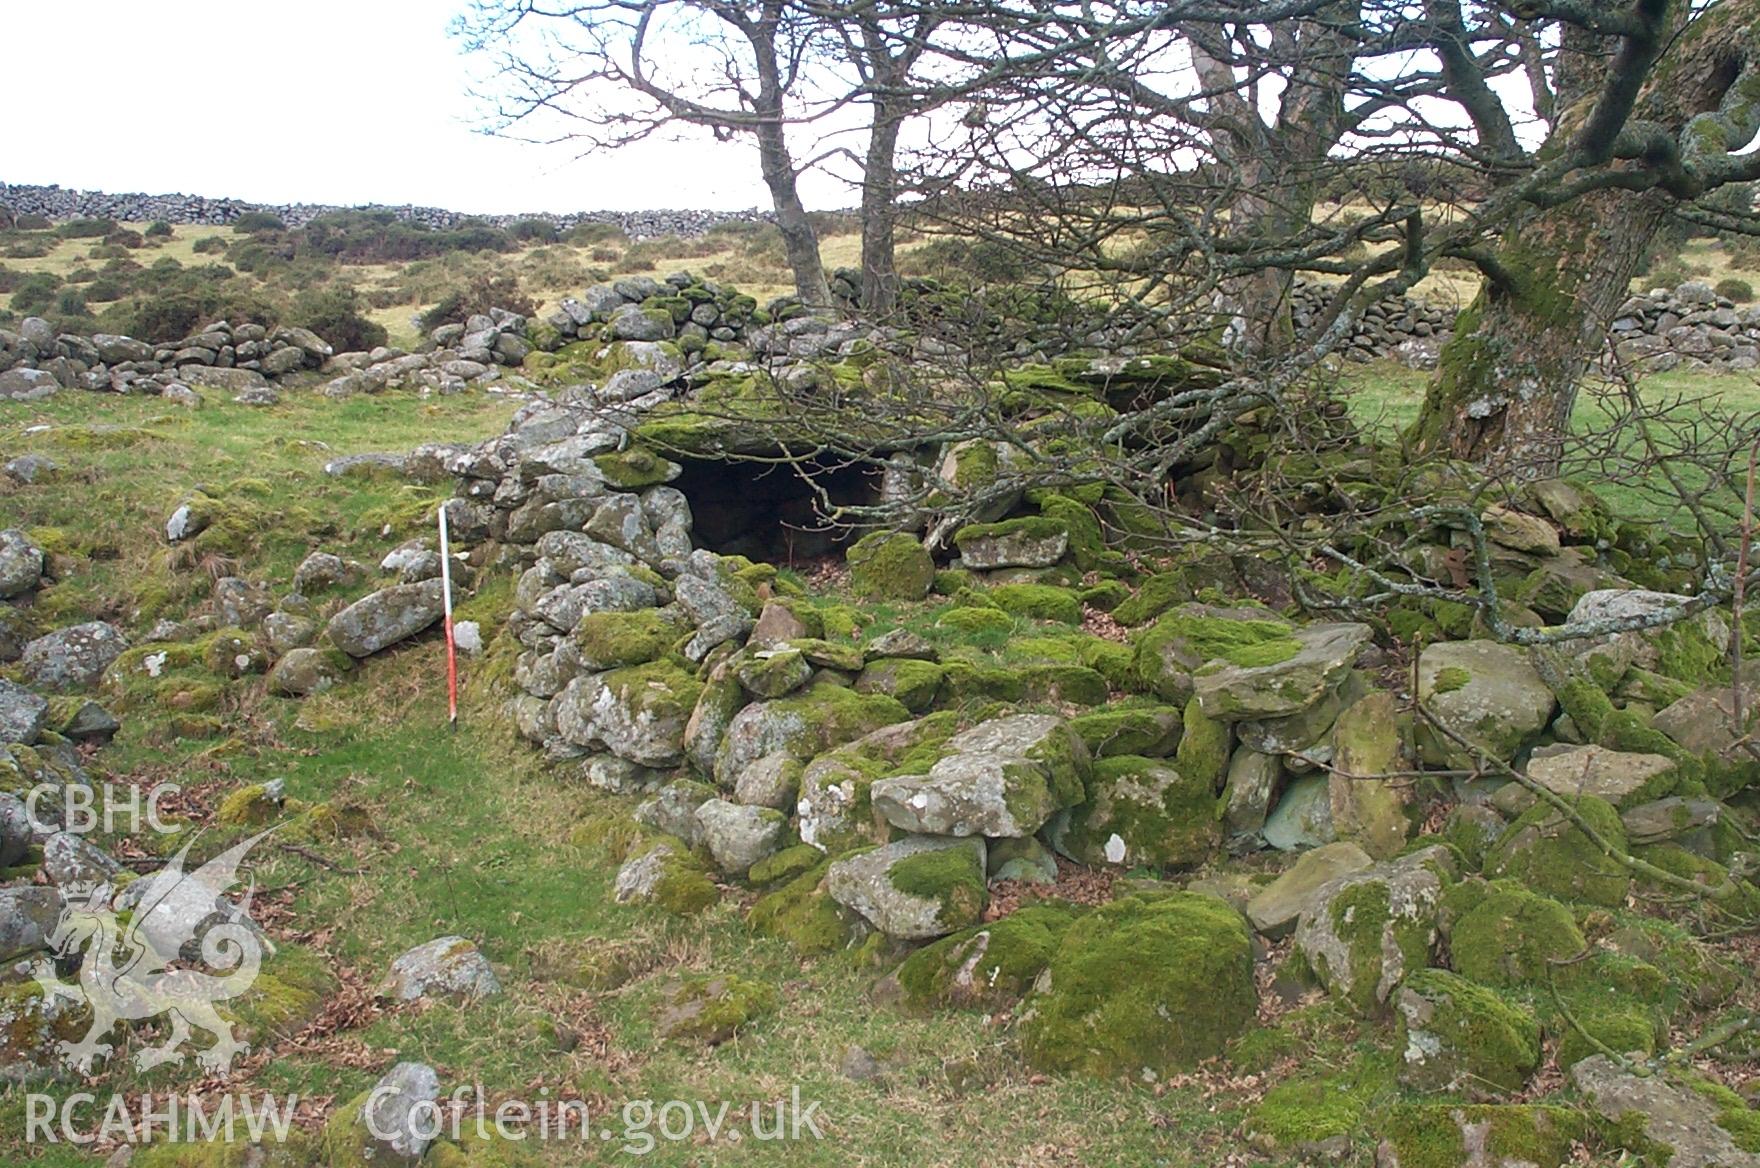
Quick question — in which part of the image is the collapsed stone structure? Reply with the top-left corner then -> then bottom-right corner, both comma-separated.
0,316 -> 331,402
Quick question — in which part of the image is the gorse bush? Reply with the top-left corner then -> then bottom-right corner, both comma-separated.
1715,277 -> 1754,303
564,220 -> 629,247
898,236 -> 1034,284
13,213 -> 51,231
101,268 -> 284,342
230,211 -> 286,234
297,210 -> 514,264
144,221 -> 174,239
192,236 -> 228,255
509,218 -> 559,243
416,271 -> 535,332
10,272 -> 63,315
56,217 -> 118,239
288,284 -> 387,351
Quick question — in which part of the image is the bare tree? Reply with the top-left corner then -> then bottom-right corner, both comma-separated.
457,0 -> 846,308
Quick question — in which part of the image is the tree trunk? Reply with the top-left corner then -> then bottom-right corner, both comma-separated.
756,122 -> 833,310
859,98 -> 905,315
1407,189 -> 1671,478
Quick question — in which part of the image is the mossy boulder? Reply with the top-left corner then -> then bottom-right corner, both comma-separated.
1193,621 -> 1372,722
1045,754 -> 1220,868
1328,690 -> 1412,860
1019,892 -> 1256,1079
612,839 -> 719,915
1393,969 -> 1541,1097
1069,706 -> 1184,758
1488,794 -> 1631,907
847,531 -> 934,601
1441,879 -> 1586,988
1128,603 -> 1294,704
715,684 -> 911,786
747,859 -> 864,954
854,658 -> 945,712
657,974 -> 778,1045
592,446 -> 681,489
935,605 -> 1015,638
988,582 -> 1082,624
1293,846 -> 1456,1017
953,517 -> 1070,570
1111,571 -> 1191,627
826,835 -> 987,939
892,903 -> 1082,1011
1373,1103 -> 1590,1168
570,608 -> 688,670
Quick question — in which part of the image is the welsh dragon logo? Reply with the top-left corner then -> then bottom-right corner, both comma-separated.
31,829 -> 275,1075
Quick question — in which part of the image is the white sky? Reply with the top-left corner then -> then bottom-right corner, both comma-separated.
4,0 -> 838,214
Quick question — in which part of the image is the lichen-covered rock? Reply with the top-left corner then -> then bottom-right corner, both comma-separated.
987,835 -> 1059,883
733,751 -> 802,810
268,646 -> 348,697
321,1061 -> 440,1167
1328,691 -> 1411,859
1394,969 -> 1540,1097
1193,622 -> 1372,722
633,778 -> 716,846
0,529 -> 44,599
1488,794 -> 1631,907
954,517 -> 1070,570
1572,1055 -> 1760,1168
1565,589 -> 1729,685
1417,640 -> 1555,767
21,621 -> 129,690
715,685 -> 911,788
1246,841 -> 1374,939
376,936 -> 502,1003
1019,892 -> 1256,1079
1293,845 -> 1456,1016
826,835 -> 987,939
733,646 -> 814,698
326,580 -> 445,658
657,974 -> 778,1045
693,797 -> 786,877
892,904 -> 1081,1011
796,714 -> 961,851
0,678 -> 48,745
1524,744 -> 1678,809
1222,745 -> 1282,844
1045,754 -> 1220,868
872,752 -> 1061,838
846,530 -> 934,601
613,840 -> 719,914
555,661 -> 704,767
0,983 -> 90,1083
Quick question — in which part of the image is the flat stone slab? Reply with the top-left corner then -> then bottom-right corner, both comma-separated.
1525,744 -> 1675,809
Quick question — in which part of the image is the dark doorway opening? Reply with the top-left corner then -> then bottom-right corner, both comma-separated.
673,456 -> 883,566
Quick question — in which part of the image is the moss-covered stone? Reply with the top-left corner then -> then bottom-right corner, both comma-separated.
747,842 -> 823,887
988,583 -> 1082,624
893,903 -> 1082,1013
747,860 -> 863,954
935,605 -> 1015,639
1488,795 -> 1631,907
1372,1103 -> 1589,1168
1069,706 -> 1184,758
1020,892 -> 1256,1079
886,844 -> 988,932
1048,754 -> 1220,869
1442,879 -> 1586,989
1294,847 -> 1455,1017
593,446 -> 679,488
847,531 -> 934,601
1394,968 -> 1541,1097
571,608 -> 688,670
1174,696 -> 1231,788
854,658 -> 945,712
1111,571 -> 1191,627
657,974 -> 778,1044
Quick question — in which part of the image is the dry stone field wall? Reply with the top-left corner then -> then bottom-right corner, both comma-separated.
0,181 -> 765,238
